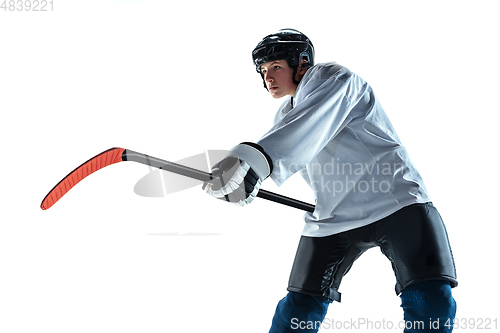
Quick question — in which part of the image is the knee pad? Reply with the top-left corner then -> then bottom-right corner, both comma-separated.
269,292 -> 332,333
400,280 -> 457,332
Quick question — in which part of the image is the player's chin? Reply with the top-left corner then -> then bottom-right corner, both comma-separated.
269,90 -> 284,99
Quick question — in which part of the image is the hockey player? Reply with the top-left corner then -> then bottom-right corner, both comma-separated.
205,29 -> 457,332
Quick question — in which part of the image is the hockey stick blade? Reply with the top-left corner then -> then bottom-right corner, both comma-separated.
40,148 -> 315,212
40,148 -> 126,210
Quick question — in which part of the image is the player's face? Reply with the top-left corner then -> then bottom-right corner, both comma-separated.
260,60 -> 297,99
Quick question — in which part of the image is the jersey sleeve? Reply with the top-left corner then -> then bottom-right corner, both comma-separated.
257,63 -> 367,186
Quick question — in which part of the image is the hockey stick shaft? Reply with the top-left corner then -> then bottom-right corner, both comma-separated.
41,147 -> 315,212
123,149 -> 213,182
123,149 -> 315,212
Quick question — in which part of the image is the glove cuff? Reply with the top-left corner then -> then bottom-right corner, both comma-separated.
229,142 -> 273,180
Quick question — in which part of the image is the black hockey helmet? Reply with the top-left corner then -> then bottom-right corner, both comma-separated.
252,29 -> 314,88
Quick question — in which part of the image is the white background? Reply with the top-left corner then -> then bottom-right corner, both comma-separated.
1,0 -> 499,332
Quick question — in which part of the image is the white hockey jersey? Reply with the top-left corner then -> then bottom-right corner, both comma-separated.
256,62 -> 431,237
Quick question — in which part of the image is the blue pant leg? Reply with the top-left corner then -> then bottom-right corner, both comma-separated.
400,280 -> 457,332
269,291 -> 332,333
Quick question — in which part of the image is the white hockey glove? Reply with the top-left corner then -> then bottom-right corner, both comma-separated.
204,142 -> 272,206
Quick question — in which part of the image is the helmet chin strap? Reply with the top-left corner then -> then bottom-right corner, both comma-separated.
294,61 -> 312,84
292,66 -> 300,85
292,62 -> 312,86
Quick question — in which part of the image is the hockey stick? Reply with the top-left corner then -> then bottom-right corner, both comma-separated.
40,147 -> 315,212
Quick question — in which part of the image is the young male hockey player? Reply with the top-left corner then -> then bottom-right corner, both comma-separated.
205,29 -> 458,332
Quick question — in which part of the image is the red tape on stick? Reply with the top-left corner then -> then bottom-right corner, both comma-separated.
41,147 -> 315,212
40,147 -> 125,210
